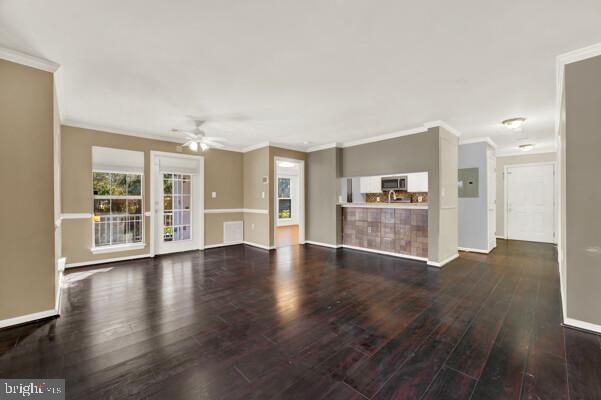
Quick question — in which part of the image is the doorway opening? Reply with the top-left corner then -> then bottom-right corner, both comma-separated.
150,151 -> 204,256
274,157 -> 305,248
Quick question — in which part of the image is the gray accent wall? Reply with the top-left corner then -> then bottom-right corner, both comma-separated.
458,142 -> 488,251
563,55 -> 601,327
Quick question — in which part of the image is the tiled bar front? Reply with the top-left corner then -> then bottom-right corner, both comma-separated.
342,207 -> 428,258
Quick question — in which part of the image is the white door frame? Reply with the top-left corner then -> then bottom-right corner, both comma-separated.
503,161 -> 556,242
273,157 -> 305,246
149,151 -> 204,257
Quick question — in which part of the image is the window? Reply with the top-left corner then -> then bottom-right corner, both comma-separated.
278,177 -> 291,219
163,173 -> 192,241
93,172 -> 143,247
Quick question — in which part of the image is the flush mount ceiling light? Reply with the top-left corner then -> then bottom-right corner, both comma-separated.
277,161 -> 296,168
519,143 -> 535,152
502,117 -> 526,130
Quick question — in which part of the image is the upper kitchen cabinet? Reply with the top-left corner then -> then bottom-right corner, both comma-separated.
359,176 -> 381,193
407,172 -> 428,192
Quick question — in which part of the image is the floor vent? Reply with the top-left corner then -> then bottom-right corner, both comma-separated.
224,221 -> 243,244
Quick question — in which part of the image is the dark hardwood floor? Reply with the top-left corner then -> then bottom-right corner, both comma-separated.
1,240 -> 600,399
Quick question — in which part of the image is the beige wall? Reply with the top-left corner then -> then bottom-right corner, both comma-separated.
268,147 -> 306,247
306,148 -> 340,246
495,152 -> 556,237
0,60 -> 56,320
564,55 -> 601,326
242,147 -> 270,246
61,125 -> 243,264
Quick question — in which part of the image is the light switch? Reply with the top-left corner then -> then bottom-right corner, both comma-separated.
261,191 -> 265,199
251,223 -> 255,231
211,192 -> 217,198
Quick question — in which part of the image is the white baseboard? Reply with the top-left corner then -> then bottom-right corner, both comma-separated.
427,253 -> 460,268
65,253 -> 151,269
496,235 -> 506,239
341,244 -> 428,262
563,317 -> 601,335
304,240 -> 342,249
204,241 -> 243,249
0,309 -> 59,330
243,241 -> 275,250
458,246 -> 491,254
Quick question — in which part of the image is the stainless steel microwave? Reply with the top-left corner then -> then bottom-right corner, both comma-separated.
381,176 -> 407,191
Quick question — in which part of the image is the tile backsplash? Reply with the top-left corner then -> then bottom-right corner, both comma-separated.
364,191 -> 428,203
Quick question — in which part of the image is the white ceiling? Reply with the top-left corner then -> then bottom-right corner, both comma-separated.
2,1 -> 601,154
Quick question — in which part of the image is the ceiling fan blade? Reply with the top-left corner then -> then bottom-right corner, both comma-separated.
174,129 -> 199,140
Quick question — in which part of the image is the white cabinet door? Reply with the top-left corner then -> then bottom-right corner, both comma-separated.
359,177 -> 371,193
407,172 -> 428,192
371,176 -> 381,193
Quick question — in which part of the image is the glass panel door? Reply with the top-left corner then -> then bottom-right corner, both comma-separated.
162,173 -> 192,242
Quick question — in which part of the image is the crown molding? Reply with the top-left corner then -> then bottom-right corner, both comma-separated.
341,126 -> 427,148
306,142 -> 340,152
424,120 -> 462,137
496,149 -> 557,158
0,45 -> 60,73
459,136 -> 497,149
63,120 -> 243,152
241,141 -> 270,152
556,42 -> 601,137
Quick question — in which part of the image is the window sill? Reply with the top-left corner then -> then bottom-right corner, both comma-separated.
91,243 -> 146,255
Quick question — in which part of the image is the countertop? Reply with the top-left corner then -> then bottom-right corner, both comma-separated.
338,202 -> 428,209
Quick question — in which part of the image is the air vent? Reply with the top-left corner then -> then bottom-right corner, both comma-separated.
223,221 -> 243,244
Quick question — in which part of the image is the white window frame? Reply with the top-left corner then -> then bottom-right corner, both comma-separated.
91,170 -> 145,254
277,176 -> 292,220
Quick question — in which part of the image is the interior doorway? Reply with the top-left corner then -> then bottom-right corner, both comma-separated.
505,162 -> 555,243
150,151 -> 204,255
274,157 -> 305,248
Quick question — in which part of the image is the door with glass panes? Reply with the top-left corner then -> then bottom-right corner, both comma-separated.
156,171 -> 199,254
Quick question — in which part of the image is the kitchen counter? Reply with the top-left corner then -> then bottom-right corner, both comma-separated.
338,202 -> 428,209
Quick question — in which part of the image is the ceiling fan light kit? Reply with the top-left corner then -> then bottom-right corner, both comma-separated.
173,120 -> 227,151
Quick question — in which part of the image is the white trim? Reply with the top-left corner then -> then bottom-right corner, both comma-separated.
306,143 -> 340,152
0,309 -> 59,330
427,253 -> 460,267
243,208 -> 269,214
91,243 -> 146,254
341,244 -> 428,262
341,127 -> 426,148
243,241 -> 275,250
496,149 -> 557,157
204,208 -> 244,214
274,157 -> 305,247
55,257 -> 65,314
563,317 -> 601,335
204,241 -> 243,249
61,213 -> 92,219
459,137 -> 497,148
504,162 -> 556,242
204,208 -> 269,214
496,235 -> 506,239
241,141 -> 270,152
423,120 -> 462,137
65,253 -> 151,269
304,240 -> 342,249
458,246 -> 490,254
0,45 -> 60,73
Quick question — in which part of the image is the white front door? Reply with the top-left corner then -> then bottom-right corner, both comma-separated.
152,153 -> 204,255
506,164 -> 554,243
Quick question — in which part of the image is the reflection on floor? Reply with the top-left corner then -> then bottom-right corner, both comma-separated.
1,241 -> 600,399
275,224 -> 299,248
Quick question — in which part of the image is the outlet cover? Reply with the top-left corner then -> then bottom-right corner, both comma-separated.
211,192 -> 217,198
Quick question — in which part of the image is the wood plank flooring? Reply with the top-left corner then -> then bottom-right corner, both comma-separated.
1,240 -> 600,399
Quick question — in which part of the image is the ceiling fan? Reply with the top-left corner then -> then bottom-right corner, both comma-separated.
171,120 -> 227,151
